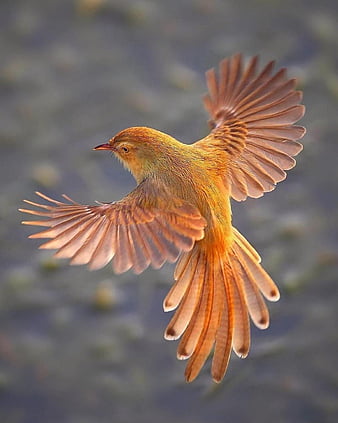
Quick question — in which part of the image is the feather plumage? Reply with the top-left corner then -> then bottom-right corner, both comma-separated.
20,184 -> 206,274
197,53 -> 305,201
20,54 -> 305,383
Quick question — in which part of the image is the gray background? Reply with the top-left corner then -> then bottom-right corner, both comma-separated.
1,0 -> 337,422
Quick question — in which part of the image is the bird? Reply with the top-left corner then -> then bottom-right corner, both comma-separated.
20,53 -> 305,383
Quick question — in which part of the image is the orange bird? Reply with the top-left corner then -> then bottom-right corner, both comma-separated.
20,54 -> 305,383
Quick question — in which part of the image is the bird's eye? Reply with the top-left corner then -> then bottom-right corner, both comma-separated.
121,146 -> 129,153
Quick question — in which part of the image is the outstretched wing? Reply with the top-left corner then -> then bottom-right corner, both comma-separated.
19,180 -> 206,274
195,53 -> 306,201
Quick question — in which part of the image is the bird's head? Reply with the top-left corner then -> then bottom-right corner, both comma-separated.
94,126 -> 181,182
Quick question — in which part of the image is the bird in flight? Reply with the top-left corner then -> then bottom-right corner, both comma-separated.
20,54 -> 305,383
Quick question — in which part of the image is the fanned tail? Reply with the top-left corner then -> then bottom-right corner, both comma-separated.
163,227 -> 279,383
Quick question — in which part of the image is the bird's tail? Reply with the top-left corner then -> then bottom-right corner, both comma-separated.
163,227 -> 280,383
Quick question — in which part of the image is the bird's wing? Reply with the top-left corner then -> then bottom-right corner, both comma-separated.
19,180 -> 206,274
194,53 -> 306,201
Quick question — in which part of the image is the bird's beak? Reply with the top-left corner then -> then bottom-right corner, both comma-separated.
93,142 -> 115,151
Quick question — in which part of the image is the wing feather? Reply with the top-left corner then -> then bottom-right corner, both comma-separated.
53,218 -> 103,260
197,54 -> 305,201
20,181 -> 206,273
70,218 -> 110,266
236,79 -> 297,116
113,217 -> 133,274
89,221 -> 117,270
127,223 -> 151,274
39,216 -> 97,251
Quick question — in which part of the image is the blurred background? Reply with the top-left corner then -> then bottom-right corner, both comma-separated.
1,0 -> 337,422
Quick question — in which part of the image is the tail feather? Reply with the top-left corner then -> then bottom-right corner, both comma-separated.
163,227 -> 280,382
229,259 -> 251,358
184,255 -> 222,382
232,253 -> 270,329
173,250 -> 191,280
232,227 -> 261,262
232,234 -> 280,302
176,255 -> 209,359
164,250 -> 203,340
163,249 -> 199,313
211,262 -> 233,382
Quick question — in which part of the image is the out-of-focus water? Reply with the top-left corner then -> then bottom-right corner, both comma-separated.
1,0 -> 337,422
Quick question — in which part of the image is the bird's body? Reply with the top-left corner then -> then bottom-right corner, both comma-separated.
120,126 -> 232,229
20,54 -> 305,382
